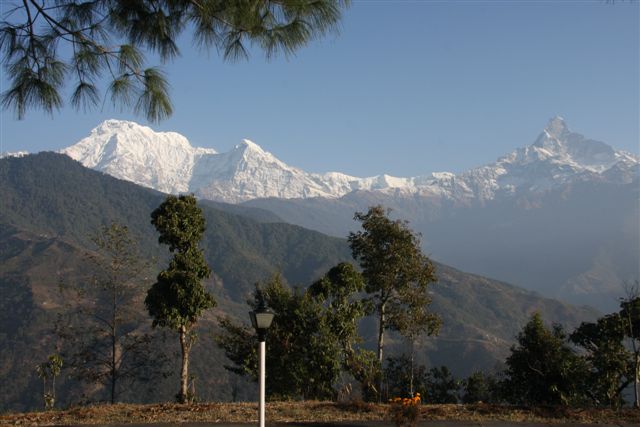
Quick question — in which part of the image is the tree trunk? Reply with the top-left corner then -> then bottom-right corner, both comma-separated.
111,288 -> 118,404
635,351 -> 639,409
179,325 -> 190,403
377,303 -> 386,364
111,326 -> 117,404
409,338 -> 415,397
377,303 -> 386,402
42,377 -> 46,410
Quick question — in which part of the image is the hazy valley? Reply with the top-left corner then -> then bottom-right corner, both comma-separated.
46,117 -> 640,311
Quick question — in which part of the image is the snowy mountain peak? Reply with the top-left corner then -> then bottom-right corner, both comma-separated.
544,116 -> 569,138
95,118 -> 138,131
230,138 -> 276,164
62,120 -> 216,194
534,116 -> 570,150
237,139 -> 264,152
524,116 -> 638,172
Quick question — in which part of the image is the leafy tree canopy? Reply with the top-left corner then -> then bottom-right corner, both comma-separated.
570,313 -> 631,407
620,295 -> 640,341
217,267 -> 369,400
348,205 -> 439,363
146,195 -> 214,330
504,312 -> 588,406
1,0 -> 348,122
425,366 -> 460,404
308,262 -> 367,353
384,354 -> 428,400
461,371 -> 501,404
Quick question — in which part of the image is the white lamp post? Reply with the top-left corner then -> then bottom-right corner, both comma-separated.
249,298 -> 274,427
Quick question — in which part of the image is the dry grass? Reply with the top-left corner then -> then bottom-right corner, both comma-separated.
1,401 -> 639,426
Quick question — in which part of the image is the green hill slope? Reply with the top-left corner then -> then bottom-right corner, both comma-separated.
0,153 -> 598,411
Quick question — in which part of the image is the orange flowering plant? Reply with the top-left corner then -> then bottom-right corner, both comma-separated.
389,392 -> 421,427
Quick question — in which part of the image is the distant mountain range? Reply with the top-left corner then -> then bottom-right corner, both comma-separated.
39,116 -> 638,311
3,117 -> 637,309
57,116 -> 638,204
0,153 -> 597,411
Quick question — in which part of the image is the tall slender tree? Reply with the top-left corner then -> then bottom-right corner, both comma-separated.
146,194 -> 215,403
35,354 -> 63,410
348,206 -> 439,365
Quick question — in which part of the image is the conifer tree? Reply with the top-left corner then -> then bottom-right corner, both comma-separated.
1,1 -> 348,122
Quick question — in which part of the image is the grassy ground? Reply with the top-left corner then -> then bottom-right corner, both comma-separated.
2,401 -> 640,426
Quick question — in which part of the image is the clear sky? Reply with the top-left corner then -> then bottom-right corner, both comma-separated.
1,0 -> 638,177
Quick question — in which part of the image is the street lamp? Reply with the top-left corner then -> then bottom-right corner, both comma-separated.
249,296 -> 274,427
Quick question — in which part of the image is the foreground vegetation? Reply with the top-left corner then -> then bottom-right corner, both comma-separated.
2,401 -> 640,426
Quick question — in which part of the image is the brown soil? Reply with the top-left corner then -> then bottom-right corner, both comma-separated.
1,401 -> 639,426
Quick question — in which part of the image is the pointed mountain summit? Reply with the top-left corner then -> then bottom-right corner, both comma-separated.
238,138 -> 265,152
191,138 -> 345,202
527,116 -> 636,173
450,116 -> 639,200
543,115 -> 570,139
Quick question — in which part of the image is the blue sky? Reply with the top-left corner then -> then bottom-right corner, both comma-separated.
1,1 -> 638,177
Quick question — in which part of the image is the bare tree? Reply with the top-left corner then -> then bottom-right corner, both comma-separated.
57,222 -> 168,403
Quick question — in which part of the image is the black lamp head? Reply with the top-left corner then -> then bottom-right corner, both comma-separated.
249,292 -> 275,340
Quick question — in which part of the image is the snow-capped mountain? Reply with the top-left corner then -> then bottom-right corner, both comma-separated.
190,139 -> 353,202
236,118 -> 638,312
61,117 -> 638,203
62,120 -> 216,194
456,116 -> 638,201
0,151 -> 30,159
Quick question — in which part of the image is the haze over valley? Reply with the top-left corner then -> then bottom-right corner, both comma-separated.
24,116 -> 637,311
